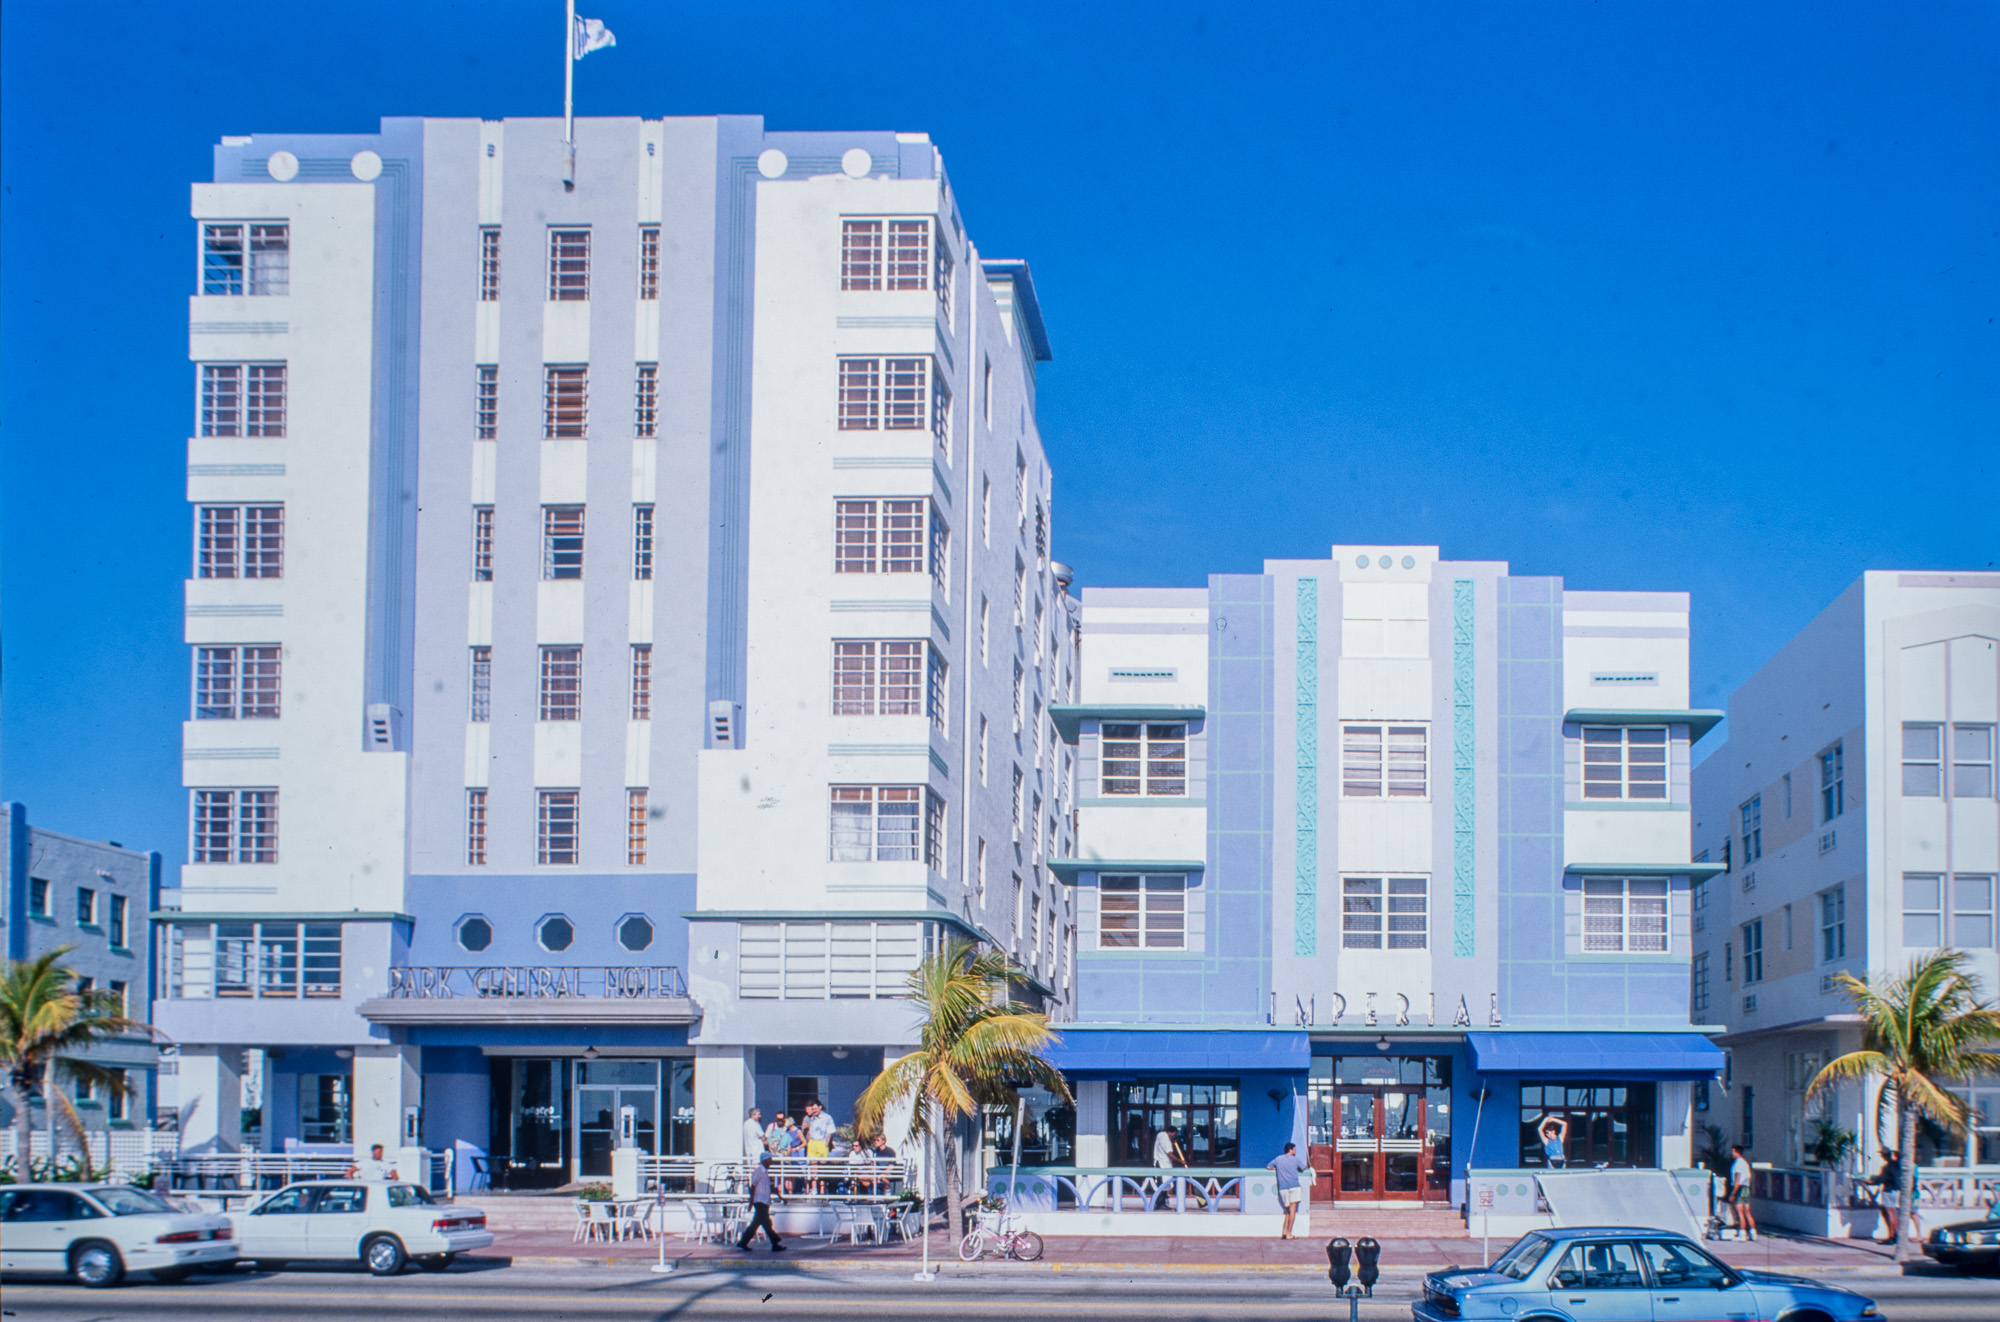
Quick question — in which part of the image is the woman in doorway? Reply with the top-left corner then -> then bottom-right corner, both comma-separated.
1539,1115 -> 1570,1169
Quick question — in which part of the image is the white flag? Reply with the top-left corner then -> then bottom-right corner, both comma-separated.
574,16 -> 616,59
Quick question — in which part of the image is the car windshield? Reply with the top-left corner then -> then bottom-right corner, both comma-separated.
88,1186 -> 177,1216
386,1184 -> 436,1207
1490,1233 -> 1555,1280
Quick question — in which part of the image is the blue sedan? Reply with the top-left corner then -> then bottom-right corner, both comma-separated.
1414,1227 -> 1881,1322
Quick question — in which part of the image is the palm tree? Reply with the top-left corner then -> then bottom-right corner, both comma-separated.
1808,950 -> 2000,1261
1,947 -> 155,1175
854,939 -> 1071,1249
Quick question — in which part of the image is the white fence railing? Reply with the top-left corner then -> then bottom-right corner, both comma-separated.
633,1155 -> 913,1195
1,1129 -> 180,1178
159,1150 -> 454,1199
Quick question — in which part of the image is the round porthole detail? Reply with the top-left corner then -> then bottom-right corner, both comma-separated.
455,914 -> 493,953
537,914 -> 575,952
617,914 -> 655,952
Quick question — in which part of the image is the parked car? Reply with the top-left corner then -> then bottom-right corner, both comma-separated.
1414,1227 -> 1880,1322
1925,1211 -> 2000,1271
226,1180 -> 492,1275
0,1182 -> 238,1288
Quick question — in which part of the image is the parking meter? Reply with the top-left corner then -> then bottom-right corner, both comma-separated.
1355,1236 -> 1381,1295
1327,1236 -> 1352,1289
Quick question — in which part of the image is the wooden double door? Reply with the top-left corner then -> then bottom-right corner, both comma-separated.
1309,1086 -> 1435,1201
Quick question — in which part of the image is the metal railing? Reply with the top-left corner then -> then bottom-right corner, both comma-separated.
1750,1163 -> 2000,1210
161,1149 -> 454,1198
634,1155 -> 912,1197
161,920 -> 342,1000
987,1165 -> 1261,1214
385,965 -> 687,998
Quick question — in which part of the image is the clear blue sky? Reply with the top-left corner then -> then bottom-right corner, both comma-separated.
2,1 -> 1994,869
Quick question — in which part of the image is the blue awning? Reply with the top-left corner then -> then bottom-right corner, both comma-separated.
1043,1028 -> 1310,1075
1466,1032 -> 1724,1081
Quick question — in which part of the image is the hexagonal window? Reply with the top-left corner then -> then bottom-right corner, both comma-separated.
537,914 -> 575,953
617,914 -> 654,953
455,915 -> 493,953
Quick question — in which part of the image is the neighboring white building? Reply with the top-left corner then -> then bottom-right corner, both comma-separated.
1692,571 -> 2000,1170
153,116 -> 1072,1183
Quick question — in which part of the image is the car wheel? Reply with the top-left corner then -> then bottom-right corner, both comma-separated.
151,1265 -> 197,1283
363,1234 -> 408,1276
417,1253 -> 456,1272
71,1240 -> 126,1289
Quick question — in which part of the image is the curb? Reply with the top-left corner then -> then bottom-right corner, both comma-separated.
496,1254 -> 1908,1278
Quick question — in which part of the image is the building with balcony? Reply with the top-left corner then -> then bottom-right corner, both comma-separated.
1017,550 -> 1724,1212
3,803 -> 162,1137
155,115 -> 1072,1185
1691,571 -> 2000,1172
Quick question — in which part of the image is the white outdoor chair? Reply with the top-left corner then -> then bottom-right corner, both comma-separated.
828,1201 -> 872,1245
571,1199 -> 593,1243
579,1201 -> 619,1243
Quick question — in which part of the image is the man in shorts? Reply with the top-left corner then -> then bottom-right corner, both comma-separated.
1268,1141 -> 1312,1239
1727,1144 -> 1757,1240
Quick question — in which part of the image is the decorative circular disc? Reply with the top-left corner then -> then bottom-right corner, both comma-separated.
266,150 -> 299,182
757,148 -> 788,179
350,150 -> 383,181
841,148 -> 872,178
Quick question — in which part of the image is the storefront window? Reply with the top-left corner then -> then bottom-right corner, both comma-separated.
986,1085 -> 1076,1167
1519,1081 -> 1657,1168
1111,1079 -> 1240,1167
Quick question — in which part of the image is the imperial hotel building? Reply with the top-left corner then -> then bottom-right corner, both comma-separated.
158,116 -> 1076,1184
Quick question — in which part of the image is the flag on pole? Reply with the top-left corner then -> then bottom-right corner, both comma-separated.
574,16 -> 616,58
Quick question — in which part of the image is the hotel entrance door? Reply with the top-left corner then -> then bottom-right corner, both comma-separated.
1325,1088 -> 1428,1200
1307,1055 -> 1453,1204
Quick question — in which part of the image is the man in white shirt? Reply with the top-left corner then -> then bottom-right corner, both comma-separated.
1727,1144 -> 1757,1240
742,1107 -> 766,1159
347,1143 -> 398,1181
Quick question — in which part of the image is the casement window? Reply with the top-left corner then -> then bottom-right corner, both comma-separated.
1013,876 -> 1025,946
1014,558 -> 1027,627
632,504 -> 654,580
832,640 -> 927,716
78,887 -> 98,927
628,788 -> 649,865
1956,875 -> 1999,947
200,364 -> 287,437
201,222 -> 288,296
1581,725 -> 1668,800
543,365 -> 588,437
194,645 -> 280,719
109,895 -> 129,949
1099,874 -> 1186,950
836,355 -> 941,433
980,478 -> 992,546
539,646 -> 582,720
1342,724 -> 1427,797
1907,723 -> 1997,798
1905,873 -> 1944,946
472,505 -> 494,581
830,497 -> 934,574
935,236 -> 954,325
828,785 -> 941,865
1903,873 -> 2000,948
932,370 -> 953,456
978,597 -> 990,664
1740,796 -> 1762,863
475,365 -> 499,439
978,716 -> 989,784
468,647 -> 492,722
1581,877 -> 1669,953
1012,766 -> 1024,841
1820,884 -> 1846,960
634,363 -> 658,437
1012,662 -> 1025,733
927,650 -> 948,730
930,518 -> 950,597
1016,456 -> 1029,528
109,979 -> 129,1016
542,505 -> 585,579
191,788 -> 279,863
1034,502 -> 1047,571
841,218 -> 934,291
1342,876 -> 1428,950
976,838 -> 987,901
1101,723 -> 1188,796
1820,743 -> 1845,820
547,228 -> 590,300
630,644 -> 653,719
197,505 -> 284,578
479,227 -> 501,301
537,789 -> 580,864
1032,793 -> 1044,860
466,789 -> 488,865
638,227 -> 660,300
28,879 -> 48,918
1740,918 -> 1764,982
1691,952 -> 1710,1016
1029,892 -> 1042,965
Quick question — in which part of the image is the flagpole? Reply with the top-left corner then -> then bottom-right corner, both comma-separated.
562,0 -> 577,189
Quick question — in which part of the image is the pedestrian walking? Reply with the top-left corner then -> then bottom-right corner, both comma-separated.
737,1152 -> 785,1252
742,1106 -> 766,1159
1267,1141 -> 1312,1240
1727,1144 -> 1757,1240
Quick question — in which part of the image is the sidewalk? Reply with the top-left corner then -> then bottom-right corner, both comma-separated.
482,1226 -> 1906,1274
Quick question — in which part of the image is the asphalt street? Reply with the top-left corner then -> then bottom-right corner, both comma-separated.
2,1265 -> 1997,1321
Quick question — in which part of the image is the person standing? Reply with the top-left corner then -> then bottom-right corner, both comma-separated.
1538,1116 -> 1569,1169
346,1143 -> 398,1181
1151,1125 -> 1207,1208
1267,1141 -> 1312,1240
737,1152 -> 785,1252
742,1107 -> 766,1159
1870,1148 -> 1903,1244
1727,1144 -> 1757,1240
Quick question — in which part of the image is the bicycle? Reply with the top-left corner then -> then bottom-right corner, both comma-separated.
958,1198 -> 1043,1262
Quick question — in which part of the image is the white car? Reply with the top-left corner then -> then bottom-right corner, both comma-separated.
0,1182 -> 238,1287
227,1180 -> 492,1275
